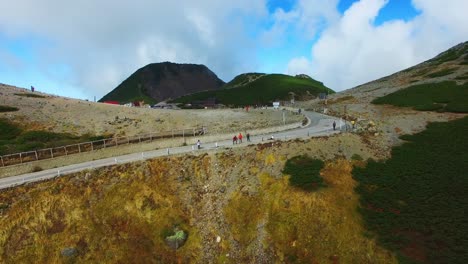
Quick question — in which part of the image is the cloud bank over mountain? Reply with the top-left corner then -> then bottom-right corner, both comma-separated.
0,0 -> 467,97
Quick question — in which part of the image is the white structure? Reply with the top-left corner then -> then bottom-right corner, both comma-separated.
273,102 -> 280,109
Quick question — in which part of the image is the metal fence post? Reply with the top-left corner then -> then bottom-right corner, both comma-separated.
78,143 -> 81,153
1,156 -> 4,167
91,142 -> 94,151
103,139 -> 106,148
50,148 -> 54,158
35,151 -> 38,161
20,153 -> 23,163
64,146 -> 68,155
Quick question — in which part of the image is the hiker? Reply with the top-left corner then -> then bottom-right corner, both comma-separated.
246,133 -> 251,142
31,86 -> 35,92
351,120 -> 355,129
238,133 -> 243,143
197,140 -> 201,149
333,121 -> 336,131
233,135 -> 238,145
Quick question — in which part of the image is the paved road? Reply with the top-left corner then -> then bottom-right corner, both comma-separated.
0,111 -> 346,190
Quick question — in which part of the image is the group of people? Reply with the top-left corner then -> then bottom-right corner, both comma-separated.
233,132 -> 250,144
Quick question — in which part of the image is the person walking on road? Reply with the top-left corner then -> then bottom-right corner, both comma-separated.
246,133 -> 250,142
233,135 -> 238,145
333,121 -> 336,131
197,140 -> 201,149
238,133 -> 243,143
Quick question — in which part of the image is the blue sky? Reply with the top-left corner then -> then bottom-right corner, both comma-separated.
0,0 -> 466,100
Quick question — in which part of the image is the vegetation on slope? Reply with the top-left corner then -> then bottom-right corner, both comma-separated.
353,117 -> 468,263
99,62 -> 224,104
282,155 -> 325,191
172,74 -> 334,106
425,68 -> 458,78
0,119 -> 103,155
99,71 -> 157,104
0,140 -> 396,263
262,159 -> 396,263
0,105 -> 19,112
0,159 -> 201,263
222,73 -> 266,89
372,81 -> 468,113
427,42 -> 468,65
14,93 -> 46,98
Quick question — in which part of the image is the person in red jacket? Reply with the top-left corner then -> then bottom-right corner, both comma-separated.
233,135 -> 238,145
238,133 -> 243,143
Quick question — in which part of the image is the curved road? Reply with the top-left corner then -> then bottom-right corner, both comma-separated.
0,111 -> 346,190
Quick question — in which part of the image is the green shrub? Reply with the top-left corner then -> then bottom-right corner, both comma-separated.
353,117 -> 468,263
0,105 -> 19,112
351,154 -> 363,161
0,119 -> 21,140
0,119 -> 103,155
426,68 -> 457,78
17,131 -> 71,143
372,81 -> 468,113
14,93 -> 46,98
282,155 -> 325,191
32,166 -> 43,172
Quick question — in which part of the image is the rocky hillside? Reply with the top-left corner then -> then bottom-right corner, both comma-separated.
335,41 -> 468,103
99,62 -> 225,104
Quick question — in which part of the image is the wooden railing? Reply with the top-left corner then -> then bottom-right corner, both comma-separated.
0,127 -> 206,167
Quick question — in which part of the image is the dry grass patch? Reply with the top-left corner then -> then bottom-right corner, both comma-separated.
262,159 -> 396,263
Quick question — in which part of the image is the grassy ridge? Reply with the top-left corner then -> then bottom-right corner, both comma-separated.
353,117 -> 468,263
222,73 -> 266,89
172,74 -> 334,106
372,81 -> 468,113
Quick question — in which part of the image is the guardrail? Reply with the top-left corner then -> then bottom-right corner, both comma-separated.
0,127 -> 206,167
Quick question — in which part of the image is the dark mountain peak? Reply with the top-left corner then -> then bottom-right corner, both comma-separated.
100,62 -> 225,104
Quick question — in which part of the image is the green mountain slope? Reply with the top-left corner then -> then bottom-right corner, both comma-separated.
171,74 -> 334,106
372,81 -> 468,113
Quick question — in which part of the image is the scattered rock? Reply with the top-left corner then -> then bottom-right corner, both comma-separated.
61,247 -> 78,258
216,236 -> 221,243
165,228 -> 188,250
219,186 -> 226,193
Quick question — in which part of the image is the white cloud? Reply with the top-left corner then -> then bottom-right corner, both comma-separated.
262,0 -> 339,46
286,57 -> 313,76
0,0 -> 268,97
287,0 -> 468,91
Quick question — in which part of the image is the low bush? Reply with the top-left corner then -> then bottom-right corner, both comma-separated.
426,68 -> 457,78
0,105 -> 19,112
372,81 -> 468,113
0,119 -> 102,155
14,93 -> 46,98
351,153 -> 363,161
0,119 -> 22,140
353,117 -> 468,263
282,155 -> 325,191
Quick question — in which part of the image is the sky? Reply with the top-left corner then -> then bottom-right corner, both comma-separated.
0,0 -> 467,100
